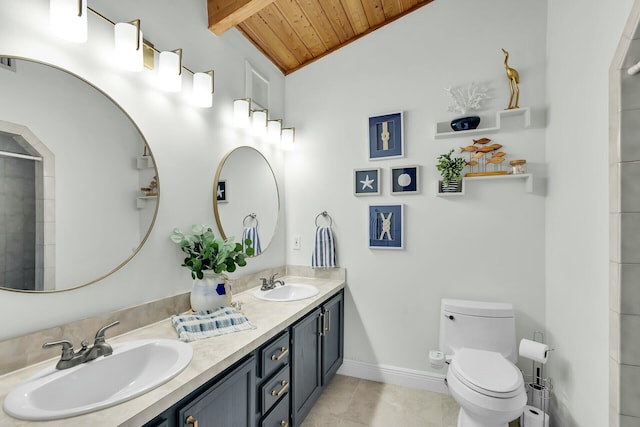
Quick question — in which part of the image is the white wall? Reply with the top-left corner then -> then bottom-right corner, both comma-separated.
545,1 -> 634,426
0,0 -> 286,339
285,0 -> 547,375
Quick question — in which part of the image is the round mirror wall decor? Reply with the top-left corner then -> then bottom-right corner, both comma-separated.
0,57 -> 159,292
213,146 -> 279,256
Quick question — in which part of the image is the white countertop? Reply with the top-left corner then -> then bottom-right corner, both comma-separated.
0,275 -> 345,427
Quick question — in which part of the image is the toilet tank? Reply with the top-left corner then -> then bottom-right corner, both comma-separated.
439,298 -> 517,363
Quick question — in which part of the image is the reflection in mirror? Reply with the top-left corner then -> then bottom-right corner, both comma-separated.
214,147 -> 279,256
0,57 -> 158,292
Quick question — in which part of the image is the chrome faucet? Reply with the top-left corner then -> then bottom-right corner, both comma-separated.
42,321 -> 120,370
259,273 -> 285,291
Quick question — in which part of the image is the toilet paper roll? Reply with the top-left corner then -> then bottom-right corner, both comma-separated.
521,405 -> 549,427
519,339 -> 549,364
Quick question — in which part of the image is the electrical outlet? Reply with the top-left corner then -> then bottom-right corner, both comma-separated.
293,235 -> 301,250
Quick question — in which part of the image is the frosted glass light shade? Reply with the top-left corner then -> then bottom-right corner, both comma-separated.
282,128 -> 295,149
192,72 -> 213,108
267,120 -> 282,144
233,99 -> 251,128
114,22 -> 143,72
252,110 -> 267,137
50,0 -> 87,43
158,50 -> 182,92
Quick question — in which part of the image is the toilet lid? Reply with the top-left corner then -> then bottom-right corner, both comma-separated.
450,348 -> 523,398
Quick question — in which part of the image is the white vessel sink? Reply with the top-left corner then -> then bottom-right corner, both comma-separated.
3,339 -> 193,421
253,283 -> 319,302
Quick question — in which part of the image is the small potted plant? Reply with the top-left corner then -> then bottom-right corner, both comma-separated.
170,224 -> 254,311
436,149 -> 466,193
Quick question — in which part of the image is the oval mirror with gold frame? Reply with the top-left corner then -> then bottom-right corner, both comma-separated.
213,146 -> 279,255
0,57 -> 159,292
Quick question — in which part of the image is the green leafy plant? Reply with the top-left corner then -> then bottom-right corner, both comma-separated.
436,149 -> 467,186
170,224 -> 254,279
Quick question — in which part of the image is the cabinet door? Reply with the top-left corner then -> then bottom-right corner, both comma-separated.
178,356 -> 256,427
321,291 -> 344,385
291,308 -> 322,426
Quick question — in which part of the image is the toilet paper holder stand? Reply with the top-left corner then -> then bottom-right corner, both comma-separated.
522,331 -> 553,422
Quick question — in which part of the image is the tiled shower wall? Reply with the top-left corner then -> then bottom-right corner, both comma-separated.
611,3 -> 640,425
0,154 -> 37,290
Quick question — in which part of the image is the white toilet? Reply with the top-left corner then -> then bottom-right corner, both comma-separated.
437,298 -> 526,427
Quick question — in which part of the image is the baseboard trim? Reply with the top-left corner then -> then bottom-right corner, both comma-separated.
337,359 -> 449,394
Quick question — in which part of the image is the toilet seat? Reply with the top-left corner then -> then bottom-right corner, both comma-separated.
449,348 -> 523,399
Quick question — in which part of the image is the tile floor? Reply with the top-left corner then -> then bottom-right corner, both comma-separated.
300,375 -> 460,427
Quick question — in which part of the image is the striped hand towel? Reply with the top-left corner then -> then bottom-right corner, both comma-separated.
242,226 -> 262,256
311,225 -> 337,269
171,306 -> 257,342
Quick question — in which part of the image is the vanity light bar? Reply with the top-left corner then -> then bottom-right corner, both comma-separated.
51,4 -> 215,107
233,97 -> 296,148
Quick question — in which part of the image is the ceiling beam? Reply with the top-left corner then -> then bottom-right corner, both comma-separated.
208,0 -> 276,35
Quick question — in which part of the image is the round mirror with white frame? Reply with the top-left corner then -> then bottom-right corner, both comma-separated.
0,56 -> 158,292
213,146 -> 279,255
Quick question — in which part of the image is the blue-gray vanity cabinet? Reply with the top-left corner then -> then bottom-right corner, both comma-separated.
321,291 -> 344,385
178,355 -> 256,427
143,355 -> 256,427
256,331 -> 291,427
291,291 -> 344,426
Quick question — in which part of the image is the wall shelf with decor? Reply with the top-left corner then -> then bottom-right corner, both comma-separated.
436,173 -> 533,196
434,107 -> 531,139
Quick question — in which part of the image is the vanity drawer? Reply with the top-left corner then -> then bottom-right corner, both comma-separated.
260,331 -> 290,379
261,365 -> 290,415
261,389 -> 290,427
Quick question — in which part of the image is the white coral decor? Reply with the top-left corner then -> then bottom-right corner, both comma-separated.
444,83 -> 490,116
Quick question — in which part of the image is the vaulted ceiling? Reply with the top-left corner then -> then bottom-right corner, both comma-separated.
207,0 -> 434,75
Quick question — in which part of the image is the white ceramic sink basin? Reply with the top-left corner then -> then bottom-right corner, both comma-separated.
253,283 -> 319,302
3,339 -> 192,421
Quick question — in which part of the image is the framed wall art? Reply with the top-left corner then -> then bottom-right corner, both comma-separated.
391,165 -> 420,194
368,112 -> 403,160
354,168 -> 381,196
216,179 -> 227,203
368,204 -> 403,249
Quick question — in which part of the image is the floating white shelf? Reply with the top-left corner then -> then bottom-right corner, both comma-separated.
136,195 -> 158,209
436,173 -> 533,196
434,107 -> 531,139
136,156 -> 155,169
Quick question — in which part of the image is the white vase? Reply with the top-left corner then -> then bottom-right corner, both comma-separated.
190,271 -> 228,312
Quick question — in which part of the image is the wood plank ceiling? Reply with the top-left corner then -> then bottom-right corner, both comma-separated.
208,0 -> 434,75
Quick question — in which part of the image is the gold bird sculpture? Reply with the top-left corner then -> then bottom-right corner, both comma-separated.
502,48 -> 520,109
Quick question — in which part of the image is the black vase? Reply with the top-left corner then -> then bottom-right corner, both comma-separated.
450,115 -> 481,131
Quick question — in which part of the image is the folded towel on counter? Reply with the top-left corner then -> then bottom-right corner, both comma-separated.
242,226 -> 262,256
171,306 -> 256,342
311,225 -> 337,269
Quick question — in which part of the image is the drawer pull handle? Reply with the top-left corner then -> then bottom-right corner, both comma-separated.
271,380 -> 289,397
271,346 -> 289,361
280,421 -> 289,427
186,415 -> 199,427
